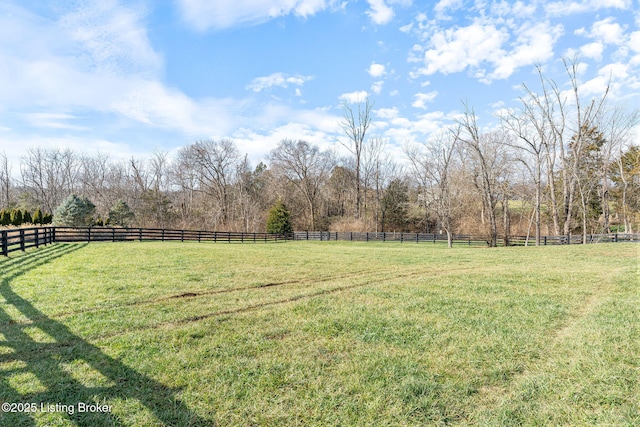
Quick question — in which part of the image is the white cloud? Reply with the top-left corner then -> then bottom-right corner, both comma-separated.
339,90 -> 369,103
366,0 -> 394,25
579,42 -> 604,60
411,91 -> 438,109
590,17 -> 626,45
546,0 -> 631,17
415,17 -> 562,82
630,31 -> 640,53
24,113 -> 88,130
176,0 -> 333,31
367,62 -> 386,77
246,72 -> 314,92
434,0 -> 463,16
420,22 -> 509,76
371,81 -> 384,94
488,22 -> 563,81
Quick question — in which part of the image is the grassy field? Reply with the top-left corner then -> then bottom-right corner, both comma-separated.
0,240 -> 638,426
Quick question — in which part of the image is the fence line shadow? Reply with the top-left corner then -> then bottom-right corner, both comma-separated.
0,244 -> 213,426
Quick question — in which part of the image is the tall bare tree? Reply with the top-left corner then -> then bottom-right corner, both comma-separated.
405,128 -> 462,248
340,96 -> 373,220
20,147 -> 81,213
456,107 -> 512,247
268,139 -> 333,230
0,152 -> 11,208
191,140 -> 241,227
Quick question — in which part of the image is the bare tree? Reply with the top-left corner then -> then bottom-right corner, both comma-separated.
191,140 -> 241,227
340,96 -> 373,220
456,107 -> 512,247
500,101 -> 548,245
597,105 -> 640,232
405,128 -> 462,247
268,139 -> 333,230
0,152 -> 12,208
20,147 -> 81,213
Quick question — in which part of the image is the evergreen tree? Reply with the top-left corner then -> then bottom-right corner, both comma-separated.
22,209 -> 32,224
0,209 -> 9,226
53,195 -> 96,226
266,199 -> 292,235
32,208 -> 43,225
108,199 -> 135,227
10,209 -> 23,226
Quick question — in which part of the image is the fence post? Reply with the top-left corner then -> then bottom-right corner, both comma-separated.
19,229 -> 25,252
614,233 -> 618,243
1,230 -> 7,256
35,228 -> 39,248
181,230 -> 184,242
87,227 -> 91,243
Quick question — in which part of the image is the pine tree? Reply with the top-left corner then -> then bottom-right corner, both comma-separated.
0,209 -> 9,226
22,209 -> 32,224
32,208 -> 43,225
266,199 -> 292,235
10,209 -> 23,226
53,195 -> 96,226
108,199 -> 135,227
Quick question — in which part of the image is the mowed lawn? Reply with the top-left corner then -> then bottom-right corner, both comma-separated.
0,240 -> 638,426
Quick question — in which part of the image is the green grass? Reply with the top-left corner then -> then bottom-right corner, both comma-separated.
0,240 -> 638,426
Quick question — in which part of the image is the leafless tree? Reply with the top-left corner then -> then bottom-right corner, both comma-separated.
268,139 -> 334,230
456,107 -> 512,247
191,140 -> 241,227
340,96 -> 373,220
405,128 -> 462,247
0,152 -> 12,208
20,147 -> 81,213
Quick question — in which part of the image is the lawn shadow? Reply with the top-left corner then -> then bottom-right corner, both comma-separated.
0,243 -> 213,426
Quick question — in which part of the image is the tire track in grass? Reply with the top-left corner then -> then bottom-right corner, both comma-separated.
0,268 -> 377,326
5,267 -> 441,347
473,279 -> 614,417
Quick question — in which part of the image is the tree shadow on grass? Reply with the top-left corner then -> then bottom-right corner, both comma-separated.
0,244 -> 213,426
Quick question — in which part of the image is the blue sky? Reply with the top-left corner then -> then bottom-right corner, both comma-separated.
1,0 -> 639,169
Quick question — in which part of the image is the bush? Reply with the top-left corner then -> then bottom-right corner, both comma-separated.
0,209 -> 9,226
22,209 -> 32,224
53,195 -> 96,226
266,200 -> 292,235
108,199 -> 135,227
10,209 -> 23,226
32,208 -> 43,225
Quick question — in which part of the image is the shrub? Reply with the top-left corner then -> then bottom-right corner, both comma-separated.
10,209 -> 23,226
108,199 -> 135,227
32,208 -> 43,225
0,209 -> 9,226
53,195 -> 96,226
22,209 -> 32,224
266,199 -> 292,235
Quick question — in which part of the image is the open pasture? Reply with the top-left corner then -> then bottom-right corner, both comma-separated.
0,241 -> 638,426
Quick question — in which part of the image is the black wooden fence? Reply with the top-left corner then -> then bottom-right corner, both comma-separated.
292,231 -> 640,246
1,227 -> 288,256
2,227 -> 639,256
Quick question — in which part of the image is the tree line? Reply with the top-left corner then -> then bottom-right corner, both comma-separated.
1,61 -> 638,246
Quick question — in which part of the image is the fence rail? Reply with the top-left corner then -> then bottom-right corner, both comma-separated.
1,227 -> 288,256
1,227 -> 56,256
292,231 -> 640,246
2,227 -> 638,256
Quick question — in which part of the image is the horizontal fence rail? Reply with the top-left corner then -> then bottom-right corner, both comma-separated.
1,227 -> 56,256
1,227 -> 289,256
2,227 -> 638,256
292,231 -> 640,246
